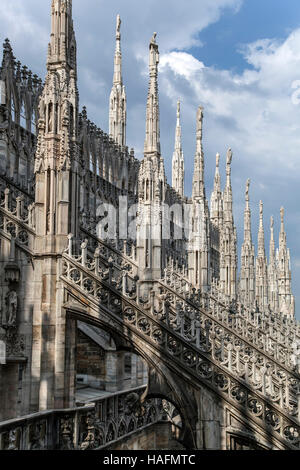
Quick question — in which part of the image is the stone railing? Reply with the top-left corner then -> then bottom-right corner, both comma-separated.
156,278 -> 300,416
0,386 -> 166,450
0,187 -> 35,251
79,226 -> 138,277
0,174 -> 35,205
78,226 -> 300,365
60,240 -> 300,450
161,269 -> 300,360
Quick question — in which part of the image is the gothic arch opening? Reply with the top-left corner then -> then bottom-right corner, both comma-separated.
74,320 -> 148,406
65,308 -> 186,449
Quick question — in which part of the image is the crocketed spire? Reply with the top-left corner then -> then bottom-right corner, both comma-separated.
172,100 -> 184,197
239,179 -> 255,307
48,0 -> 76,72
144,33 -> 160,157
192,106 -> 205,200
109,15 -> 126,146
255,201 -> 268,310
210,153 -> 223,227
276,207 -> 295,316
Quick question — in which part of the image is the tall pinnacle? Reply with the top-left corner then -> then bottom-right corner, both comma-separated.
34,0 -> 79,241
192,106 -> 205,200
276,207 -> 295,316
244,179 -> 252,243
172,99 -> 184,197
210,153 -> 223,227
109,15 -> 126,146
48,0 -> 76,72
258,201 -> 266,257
113,15 -> 122,85
223,148 -> 233,223
240,178 -> 255,307
269,216 -> 275,263
175,100 -> 181,151
226,148 -> 232,189
144,32 -> 160,157
214,153 -> 221,193
279,207 -> 287,251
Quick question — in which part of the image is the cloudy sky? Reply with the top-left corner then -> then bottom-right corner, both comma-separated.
1,0 -> 300,318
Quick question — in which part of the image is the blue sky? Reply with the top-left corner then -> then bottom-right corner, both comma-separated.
194,0 -> 300,72
0,0 -> 299,318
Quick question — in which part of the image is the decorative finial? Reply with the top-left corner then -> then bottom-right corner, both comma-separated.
196,106 -> 204,138
216,153 -> 220,168
245,178 -> 250,202
116,14 -> 121,35
259,200 -> 263,217
177,99 -> 180,118
151,32 -> 157,44
226,148 -> 232,166
280,207 -> 284,224
270,215 -> 274,229
198,105 -> 204,120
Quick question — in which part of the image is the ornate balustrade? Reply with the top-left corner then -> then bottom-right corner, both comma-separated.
0,175 -> 35,205
0,187 -> 35,251
77,226 -> 300,360
60,239 -> 300,449
0,386 -> 166,450
79,227 -> 138,276
157,279 -> 300,416
162,269 -> 300,359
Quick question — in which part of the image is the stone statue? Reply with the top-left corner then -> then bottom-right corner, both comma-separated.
4,290 -> 18,327
245,178 -> 250,200
63,97 -> 69,119
150,32 -> 157,45
0,107 -> 8,130
28,203 -> 35,228
260,200 -> 263,216
198,106 -> 204,124
38,98 -> 45,121
48,106 -> 53,132
216,153 -> 220,168
116,15 -> 121,34
226,148 -> 232,166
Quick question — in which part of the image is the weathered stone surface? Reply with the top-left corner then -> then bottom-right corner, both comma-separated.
0,0 -> 298,451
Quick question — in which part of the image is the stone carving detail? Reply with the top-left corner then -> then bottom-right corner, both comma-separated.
3,290 -> 18,328
59,416 -> 74,450
60,238 -> 300,449
0,333 -> 25,358
0,0 -> 298,452
0,386 -> 165,450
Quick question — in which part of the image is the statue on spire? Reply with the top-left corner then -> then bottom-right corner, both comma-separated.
151,32 -> 157,45
192,105 -> 205,200
259,200 -> 263,218
245,178 -> 250,201
172,98 -> 184,196
216,153 -> 220,168
280,207 -> 284,224
198,106 -> 204,131
144,32 -> 160,156
116,14 -> 121,34
109,14 -> 126,146
226,148 -> 232,166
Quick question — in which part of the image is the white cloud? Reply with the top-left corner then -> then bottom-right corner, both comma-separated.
159,30 -> 300,175
158,30 -> 300,316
